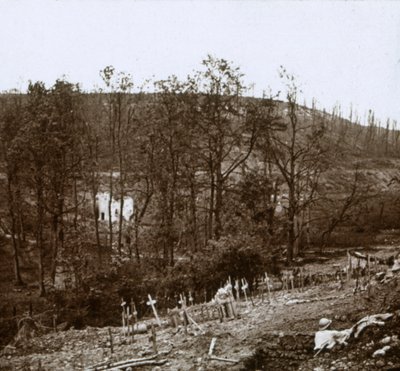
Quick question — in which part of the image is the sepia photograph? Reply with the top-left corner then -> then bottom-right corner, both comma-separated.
0,0 -> 400,370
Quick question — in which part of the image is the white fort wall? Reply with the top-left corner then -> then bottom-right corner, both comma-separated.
96,192 -> 134,223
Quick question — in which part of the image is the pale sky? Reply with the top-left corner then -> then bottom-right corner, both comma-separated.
0,0 -> 399,123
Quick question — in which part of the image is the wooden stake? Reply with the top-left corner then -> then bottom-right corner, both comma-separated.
218,306 -> 224,323
234,280 -> 240,301
108,328 -> 114,354
289,273 -> 294,291
150,325 -> 157,354
130,299 -> 136,342
121,299 -> 126,335
300,268 -> 304,292
241,279 -> 249,308
53,314 -> 57,333
126,306 -> 131,339
265,273 -> 271,301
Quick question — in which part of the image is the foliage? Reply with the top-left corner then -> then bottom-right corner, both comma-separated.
0,57 -> 398,306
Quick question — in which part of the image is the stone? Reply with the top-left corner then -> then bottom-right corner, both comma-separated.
376,359 -> 385,368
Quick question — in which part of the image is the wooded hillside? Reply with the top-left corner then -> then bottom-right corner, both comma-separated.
0,57 -> 399,317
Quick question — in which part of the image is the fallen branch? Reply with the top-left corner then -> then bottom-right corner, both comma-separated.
209,355 -> 239,364
208,337 -> 217,356
186,312 -> 204,334
107,359 -> 167,370
85,355 -> 157,371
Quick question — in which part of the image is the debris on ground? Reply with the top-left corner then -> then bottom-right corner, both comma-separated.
1,246 -> 400,370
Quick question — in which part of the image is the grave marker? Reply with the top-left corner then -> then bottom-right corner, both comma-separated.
147,295 -> 161,327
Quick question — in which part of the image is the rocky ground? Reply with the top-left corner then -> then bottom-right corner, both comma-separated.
1,246 -> 400,371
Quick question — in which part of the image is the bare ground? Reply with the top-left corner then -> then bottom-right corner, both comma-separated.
1,246 -> 400,371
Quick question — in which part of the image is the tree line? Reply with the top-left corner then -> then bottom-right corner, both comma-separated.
0,56 -> 397,295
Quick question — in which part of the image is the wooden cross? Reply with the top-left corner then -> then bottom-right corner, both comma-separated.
147,294 -> 161,327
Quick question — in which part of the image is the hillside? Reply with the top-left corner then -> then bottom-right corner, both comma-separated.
1,80 -> 400,371
1,245 -> 400,370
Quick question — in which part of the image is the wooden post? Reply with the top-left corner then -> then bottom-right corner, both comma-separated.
189,291 -> 194,307
150,325 -> 157,354
108,328 -> 114,354
121,299 -> 127,336
347,250 -> 352,280
179,294 -> 188,334
126,306 -> 131,339
147,295 -> 161,327
130,299 -> 136,342
367,254 -> 371,282
241,278 -> 249,309
234,280 -> 240,301
218,305 -> 224,323
53,314 -> 57,333
289,273 -> 294,291
265,273 -> 271,301
300,268 -> 304,292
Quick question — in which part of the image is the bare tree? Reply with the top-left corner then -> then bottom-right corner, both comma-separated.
268,68 -> 326,263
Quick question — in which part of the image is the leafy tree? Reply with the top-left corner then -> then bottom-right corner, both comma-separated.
0,93 -> 26,285
193,56 -> 258,240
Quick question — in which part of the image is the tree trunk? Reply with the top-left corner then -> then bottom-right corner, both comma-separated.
189,177 -> 198,251
7,177 -> 24,286
108,170 -> 114,250
92,186 -> 102,264
214,160 -> 223,240
36,179 -> 46,297
208,173 -> 214,241
118,195 -> 124,255
134,219 -> 140,264
50,215 -> 59,284
287,185 -> 295,264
